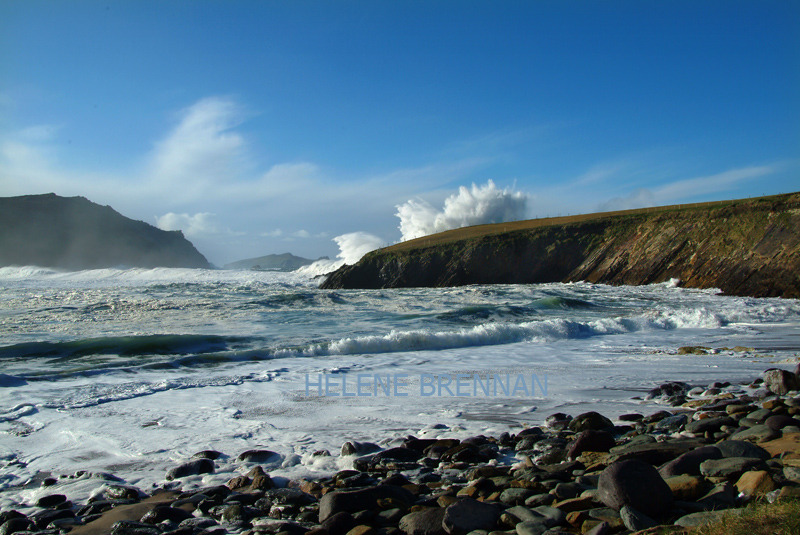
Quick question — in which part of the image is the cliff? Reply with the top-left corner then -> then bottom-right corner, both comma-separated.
0,194 -> 211,270
321,192 -> 800,298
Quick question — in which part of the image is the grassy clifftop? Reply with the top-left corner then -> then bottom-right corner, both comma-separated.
321,192 -> 800,298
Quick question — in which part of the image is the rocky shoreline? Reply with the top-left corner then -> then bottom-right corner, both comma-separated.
3,365 -> 800,535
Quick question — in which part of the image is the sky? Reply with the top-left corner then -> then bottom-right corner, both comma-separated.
1,1 -> 798,266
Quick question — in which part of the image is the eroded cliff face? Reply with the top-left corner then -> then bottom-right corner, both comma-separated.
321,193 -> 800,298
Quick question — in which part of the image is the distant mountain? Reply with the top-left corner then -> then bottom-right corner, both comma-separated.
224,252 -> 326,272
0,193 -> 211,270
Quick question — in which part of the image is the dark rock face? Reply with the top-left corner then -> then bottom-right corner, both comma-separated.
597,460 -> 674,517
321,192 -> 800,299
0,194 -> 210,270
398,507 -> 447,535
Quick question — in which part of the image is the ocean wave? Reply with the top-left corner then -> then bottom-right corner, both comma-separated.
0,334 -> 248,361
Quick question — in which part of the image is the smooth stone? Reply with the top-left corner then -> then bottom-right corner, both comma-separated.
606,438 -> 704,465
567,430 -> 615,459
319,485 -> 415,523
530,506 -> 565,527
699,457 -> 764,478
442,498 -> 501,535
734,470 -> 776,496
0,518 -> 33,535
664,474 -> 707,501
714,440 -> 770,460
321,512 -> 358,535
513,520 -> 548,535
619,505 -> 657,531
568,412 -> 613,432
674,509 -> 742,528
35,494 -> 67,508
697,482 -> 737,509
166,458 -> 214,480
597,460 -> 673,517
341,441 -> 381,456
109,520 -> 161,535
500,488 -> 535,505
140,505 -> 193,524
784,466 -> 800,483
654,413 -> 689,432
399,508 -> 447,535
684,416 -> 735,434
237,449 -> 281,463
504,506 -> 539,523
765,414 -> 800,431
658,445 -> 722,477
729,424 -> 779,443
763,368 -> 800,395
583,522 -> 611,535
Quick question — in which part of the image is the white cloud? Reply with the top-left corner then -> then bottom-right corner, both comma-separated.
155,212 -> 219,237
598,165 -> 778,211
148,97 -> 247,198
396,180 -> 529,241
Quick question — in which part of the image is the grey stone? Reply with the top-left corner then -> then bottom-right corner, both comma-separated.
500,488 -> 535,505
684,416 -> 735,434
341,440 -> 381,456
319,485 -> 414,522
655,413 -> 689,432
110,521 -> 160,535
399,508 -> 447,535
658,445 -> 722,477
504,506 -> 540,523
763,368 -> 800,395
714,440 -> 770,460
443,498 -> 500,535
530,506 -> 565,527
237,449 -> 281,463
166,458 -> 214,480
729,424 -> 779,443
699,457 -> 764,478
568,412 -> 613,432
597,460 -> 673,516
514,519 -> 549,535
674,509 -> 742,528
619,505 -> 657,531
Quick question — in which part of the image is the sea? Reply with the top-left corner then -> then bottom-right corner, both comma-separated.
1,265 -> 799,512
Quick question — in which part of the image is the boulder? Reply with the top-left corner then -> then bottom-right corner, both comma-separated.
166,458 -> 214,480
567,430 -> 615,459
398,508 -> 447,535
568,412 -> 613,432
319,485 -> 414,523
597,460 -> 673,517
763,368 -> 800,395
658,445 -> 722,477
442,498 -> 500,535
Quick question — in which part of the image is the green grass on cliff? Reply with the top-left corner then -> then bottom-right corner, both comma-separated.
380,192 -> 799,255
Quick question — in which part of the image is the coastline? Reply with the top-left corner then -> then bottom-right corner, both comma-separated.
4,363 -> 800,535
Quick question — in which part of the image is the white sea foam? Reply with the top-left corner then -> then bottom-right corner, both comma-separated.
0,271 -> 798,513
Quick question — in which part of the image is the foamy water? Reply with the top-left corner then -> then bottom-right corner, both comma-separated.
1,266 -> 798,512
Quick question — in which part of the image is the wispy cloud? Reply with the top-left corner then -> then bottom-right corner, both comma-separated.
598,165 -> 779,211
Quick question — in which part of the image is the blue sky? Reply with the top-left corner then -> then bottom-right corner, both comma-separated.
1,1 -> 798,265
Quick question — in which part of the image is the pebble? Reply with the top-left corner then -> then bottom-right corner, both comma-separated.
5,364 -> 800,535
